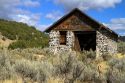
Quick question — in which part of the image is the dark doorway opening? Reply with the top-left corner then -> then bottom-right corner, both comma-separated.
74,31 -> 96,51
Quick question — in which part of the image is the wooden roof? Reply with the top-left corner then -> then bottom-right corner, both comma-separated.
44,8 -> 118,36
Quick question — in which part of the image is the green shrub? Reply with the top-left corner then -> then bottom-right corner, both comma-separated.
108,58 -> 118,68
14,60 -> 37,80
69,61 -> 85,83
118,42 -> 125,54
109,57 -> 125,71
102,53 -> 112,61
52,52 -> 101,83
36,62 -> 53,83
14,59 -> 53,82
0,50 -> 15,80
9,48 -> 51,61
82,50 -> 96,59
108,57 -> 125,83
8,39 -> 49,49
1,46 -> 125,83
78,64 -> 99,82
8,40 -> 27,49
107,69 -> 125,83
54,54 -> 75,77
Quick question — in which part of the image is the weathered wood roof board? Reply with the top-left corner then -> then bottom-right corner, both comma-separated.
53,15 -> 94,31
44,8 -> 118,36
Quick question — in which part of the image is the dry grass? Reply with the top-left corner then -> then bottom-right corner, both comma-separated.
0,48 -> 125,83
114,53 -> 125,59
0,78 -> 23,83
0,36 -> 15,48
47,78 -> 64,83
97,61 -> 109,74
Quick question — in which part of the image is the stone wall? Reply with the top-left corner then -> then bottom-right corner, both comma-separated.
49,30 -> 75,53
49,30 -> 60,53
66,31 -> 75,48
96,31 -> 117,57
49,30 -> 117,56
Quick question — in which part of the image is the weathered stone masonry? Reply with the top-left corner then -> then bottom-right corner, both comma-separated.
49,30 -> 117,56
96,31 -> 117,57
66,31 -> 75,48
49,30 -> 75,53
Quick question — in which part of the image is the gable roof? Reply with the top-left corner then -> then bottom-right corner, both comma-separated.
44,8 -> 118,36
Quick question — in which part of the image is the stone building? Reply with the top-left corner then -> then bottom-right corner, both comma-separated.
44,8 -> 118,57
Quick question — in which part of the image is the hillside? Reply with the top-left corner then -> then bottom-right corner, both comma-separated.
0,34 -> 14,48
0,19 -> 49,49
119,36 -> 125,42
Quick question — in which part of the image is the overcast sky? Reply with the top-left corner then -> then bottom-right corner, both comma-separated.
0,0 -> 125,35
